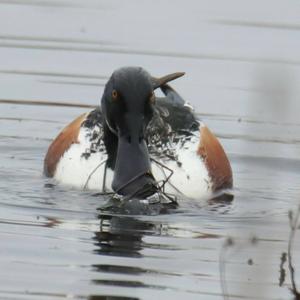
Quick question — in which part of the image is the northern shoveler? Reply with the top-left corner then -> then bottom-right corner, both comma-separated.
44,67 -> 232,202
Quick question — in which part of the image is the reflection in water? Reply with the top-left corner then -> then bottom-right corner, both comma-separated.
207,193 -> 234,213
92,195 -> 234,260
91,214 -> 168,297
90,199 -> 232,297
93,214 -> 154,258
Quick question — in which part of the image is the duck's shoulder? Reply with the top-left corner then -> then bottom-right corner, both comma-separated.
146,91 -> 199,147
44,108 -> 103,177
155,98 -> 199,132
151,84 -> 199,134
81,107 -> 103,129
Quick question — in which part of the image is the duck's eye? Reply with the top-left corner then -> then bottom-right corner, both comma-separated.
149,91 -> 155,104
112,89 -> 118,100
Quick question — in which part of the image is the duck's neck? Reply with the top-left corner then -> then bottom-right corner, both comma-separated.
103,122 -> 118,169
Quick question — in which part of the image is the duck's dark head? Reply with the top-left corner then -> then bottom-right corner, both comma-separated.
101,67 -> 184,198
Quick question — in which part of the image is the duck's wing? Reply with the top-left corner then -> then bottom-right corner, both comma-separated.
155,84 -> 199,133
44,109 -> 102,177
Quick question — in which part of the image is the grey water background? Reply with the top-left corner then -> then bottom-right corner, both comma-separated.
0,0 -> 300,299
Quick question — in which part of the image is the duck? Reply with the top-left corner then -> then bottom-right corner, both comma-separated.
44,67 -> 233,203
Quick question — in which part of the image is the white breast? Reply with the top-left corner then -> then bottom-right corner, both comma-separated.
150,135 -> 211,199
54,127 -> 114,192
54,126 -> 213,200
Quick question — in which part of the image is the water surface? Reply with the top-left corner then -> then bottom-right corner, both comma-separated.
1,1 -> 300,299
